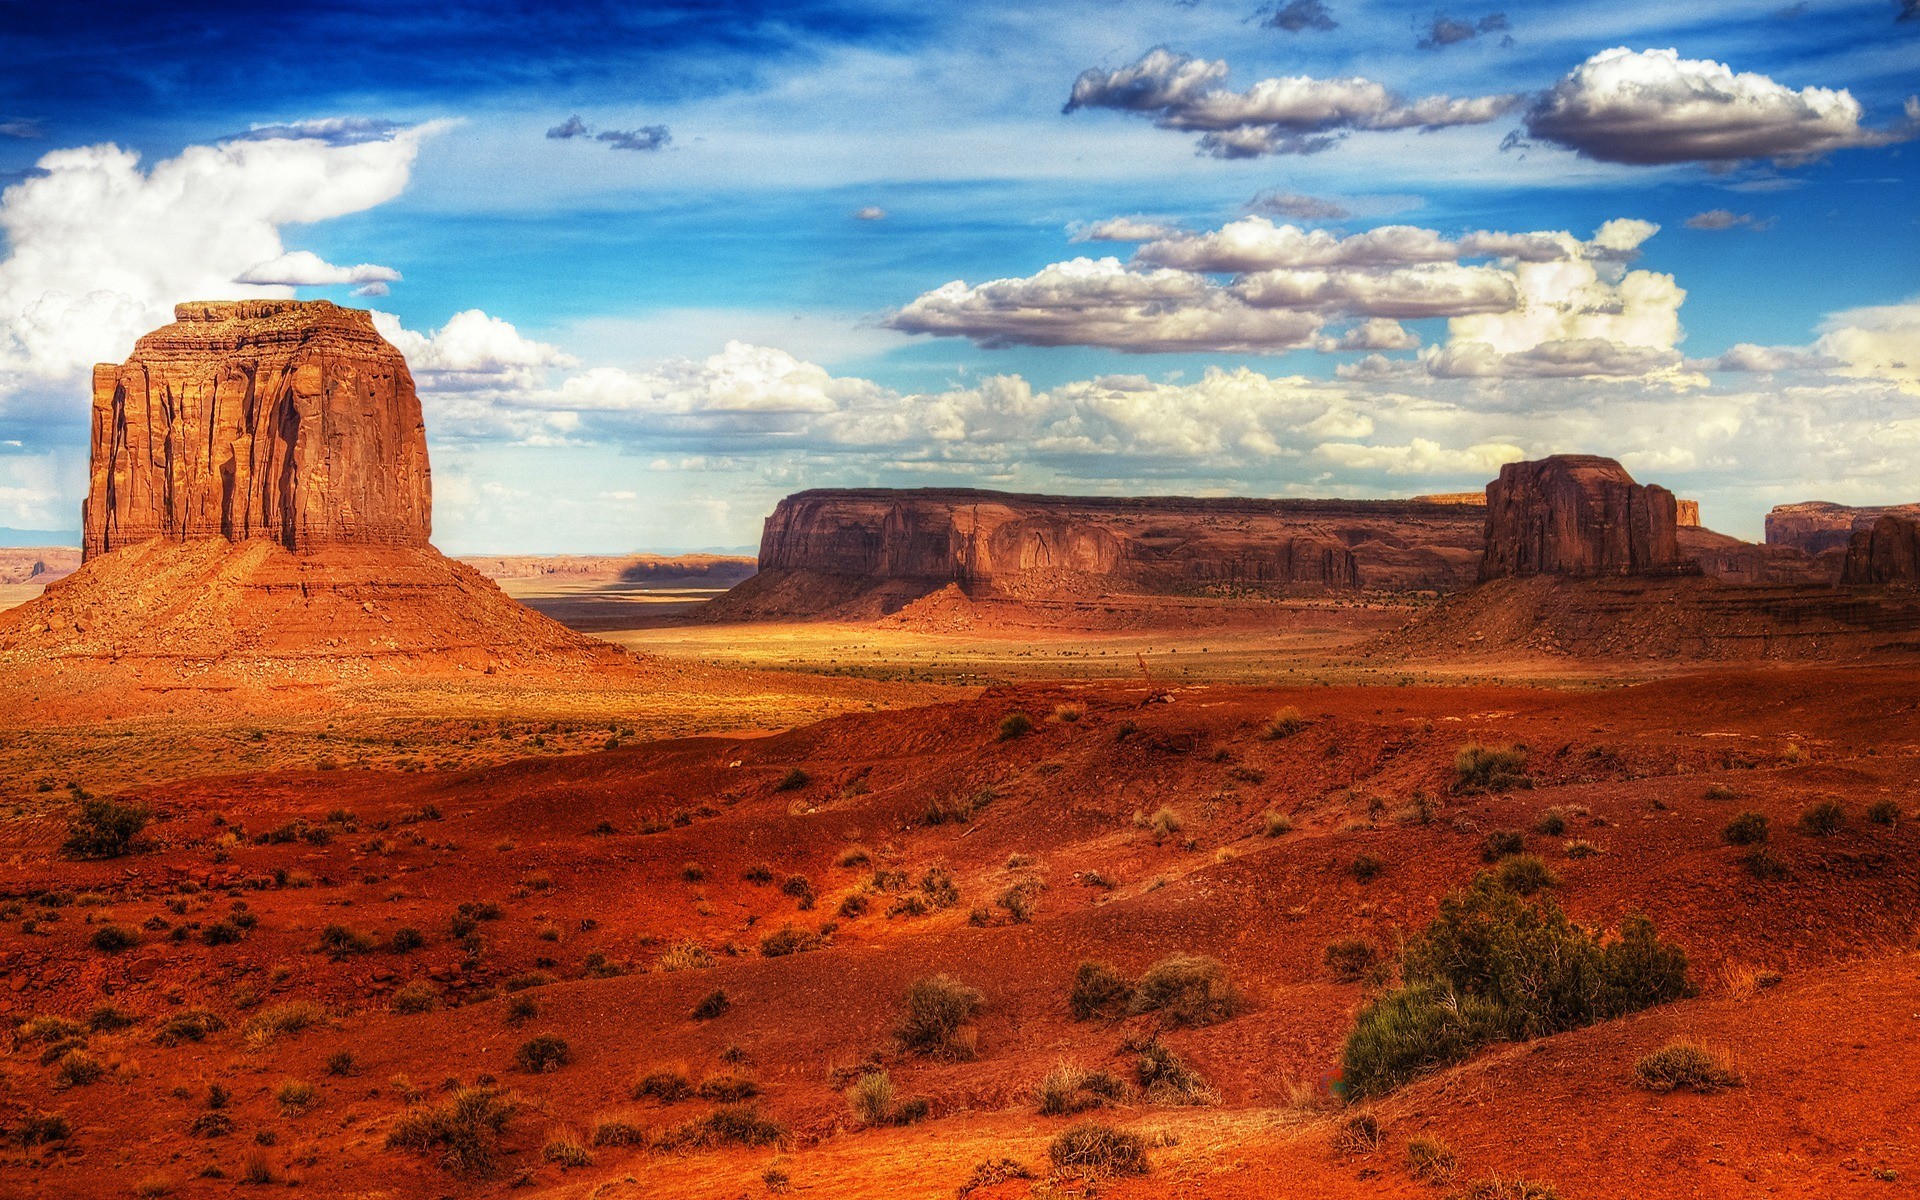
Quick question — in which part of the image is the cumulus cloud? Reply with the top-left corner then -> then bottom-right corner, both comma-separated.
1133,216 -> 1602,272
1523,48 -> 1919,167
597,126 -> 672,152
1073,217 -> 1179,242
1266,0 -> 1337,32
1696,342 -> 1830,372
373,309 -> 576,391
1064,48 -> 1523,157
234,249 -> 402,288
1417,12 -> 1510,51
1248,191 -> 1349,221
1816,298 -> 1920,390
1684,209 -> 1771,231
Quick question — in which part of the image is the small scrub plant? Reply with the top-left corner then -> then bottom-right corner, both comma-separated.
958,1159 -> 1033,1195
1051,703 -> 1084,723
896,975 -> 984,1060
90,923 -> 140,953
1797,799 -> 1845,836
274,1078 -> 315,1116
1349,855 -> 1383,883
692,989 -> 731,1021
1492,854 -> 1559,895
1704,783 -> 1736,801
1261,811 -> 1293,837
835,845 -> 872,869
1867,798 -> 1901,826
51,1049 -> 104,1089
1324,938 -> 1379,983
696,1070 -> 759,1102
1563,839 -> 1600,859
1740,847 -> 1791,881
1129,954 -> 1242,1027
318,924 -> 376,958
1453,745 -> 1530,794
634,1067 -> 692,1103
998,712 -> 1034,741
1406,1136 -> 1457,1185
656,940 -> 715,972
759,924 -> 828,957
743,863 -> 775,885
774,768 -> 810,792
1532,808 -> 1568,837
61,797 -> 151,859
847,1070 -> 896,1126
326,1052 -> 357,1077
17,1111 -> 71,1146
1131,1037 -> 1214,1106
1634,1040 -> 1744,1094
388,926 -> 426,953
1148,806 -> 1183,839
154,1010 -> 227,1046
1480,829 -> 1525,862
919,866 -> 961,909
1035,1062 -> 1126,1115
1263,706 -> 1308,740
1069,961 -> 1133,1021
590,1116 -> 646,1147
391,980 -> 439,1015
781,874 -> 815,908
513,1034 -> 572,1073
1335,1112 -> 1385,1155
1048,1122 -> 1149,1178
658,1104 -> 785,1150
1722,811 -> 1770,846
385,1086 -> 517,1178
1449,1179 -> 1562,1199
543,1133 -> 593,1168
243,1001 -> 323,1048
680,862 -> 705,882
837,892 -> 870,919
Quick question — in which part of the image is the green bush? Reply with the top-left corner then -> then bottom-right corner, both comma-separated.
1068,961 -> 1133,1021
1480,829 -> 1525,862
1492,854 -> 1559,895
385,1087 -> 517,1178
1128,954 -> 1242,1027
1048,1122 -> 1148,1178
513,1034 -> 571,1073
1797,799 -> 1844,836
1342,878 -> 1690,1096
896,975 -> 984,1060
1453,745 -> 1529,793
1721,811 -> 1770,846
61,797 -> 151,859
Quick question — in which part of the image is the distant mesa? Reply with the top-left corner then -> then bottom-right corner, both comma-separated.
1842,514 -> 1920,587
1478,455 -> 1689,582
1767,500 -> 1920,557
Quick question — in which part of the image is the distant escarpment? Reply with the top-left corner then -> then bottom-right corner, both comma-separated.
1843,514 -> 1920,587
709,488 -> 1488,619
83,300 -> 431,559
1767,501 -> 1920,556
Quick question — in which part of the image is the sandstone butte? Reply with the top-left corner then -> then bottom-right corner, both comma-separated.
83,300 -> 431,559
1842,513 -> 1920,586
1478,454 -> 1687,581
1765,499 -> 1920,556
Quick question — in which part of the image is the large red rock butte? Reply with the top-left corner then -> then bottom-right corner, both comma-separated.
714,488 -> 1490,619
1842,514 -> 1920,586
83,300 -> 430,560
1765,500 -> 1920,556
1479,454 -> 1687,581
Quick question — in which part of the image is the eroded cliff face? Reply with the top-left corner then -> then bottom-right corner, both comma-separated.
82,300 -> 431,560
721,488 -> 1487,618
1842,514 -> 1920,586
1480,455 -> 1687,581
1767,501 -> 1920,556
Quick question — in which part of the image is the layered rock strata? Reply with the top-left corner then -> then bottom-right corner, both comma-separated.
1479,455 -> 1687,581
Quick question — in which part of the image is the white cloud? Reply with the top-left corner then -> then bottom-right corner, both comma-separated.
1817,298 -> 1920,391
1524,48 -> 1919,167
234,249 -> 402,287
373,308 -> 576,390
1064,48 -> 1523,158
1315,437 -> 1526,475
1073,217 -> 1179,242
853,205 -> 888,221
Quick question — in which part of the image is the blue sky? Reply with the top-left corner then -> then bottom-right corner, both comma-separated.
0,0 -> 1915,550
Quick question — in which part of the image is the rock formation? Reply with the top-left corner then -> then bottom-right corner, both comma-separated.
1766,501 -> 1920,556
1842,514 -> 1920,586
1676,499 -> 1701,528
83,300 -> 430,559
714,488 -> 1488,619
1479,455 -> 1687,581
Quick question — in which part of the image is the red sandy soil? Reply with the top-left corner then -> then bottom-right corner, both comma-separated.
2,663 -> 1916,1197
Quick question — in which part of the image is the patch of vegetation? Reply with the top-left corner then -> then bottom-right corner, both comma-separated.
275,1078 -> 315,1116
1407,1136 -> 1457,1185
692,989 -> 731,1021
634,1067 -> 692,1104
391,981 -> 439,1015
837,892 -> 870,918
1261,811 -> 1294,837
1721,811 -> 1770,846
957,1158 -> 1032,1195
835,845 -> 872,868
1350,854 -> 1383,883
774,768 -> 810,792
1447,1178 -> 1561,1199
318,924 -> 376,958
742,863 -> 775,885
61,797 -> 151,859
1867,798 -> 1901,826
326,1052 -> 357,1077
1263,706 -> 1308,740
781,874 -> 815,907
90,923 -> 139,953
1532,807 -> 1568,837
998,712 -> 1034,741
1130,1037 -> 1215,1106
153,1009 -> 227,1046
1035,1062 -> 1126,1115
1563,839 -> 1600,859
17,1111 -> 71,1146
51,1049 -> 104,1089
1453,745 -> 1530,794
1797,799 -> 1844,836
1069,961 -> 1133,1021
385,1086 -> 517,1178
656,940 -> 715,972
1492,853 -> 1559,895
1740,847 -> 1791,880
1634,1041 -> 1744,1093
759,924 -> 830,957
87,1003 -> 138,1032
242,1002 -> 324,1048
1480,829 -> 1525,862
1048,1122 -> 1149,1178
388,926 -> 426,953
1342,877 -> 1691,1097
1704,783 -> 1736,801
513,1034 -> 572,1073
896,975 -> 984,1060
696,1071 -> 758,1102
1128,954 -> 1242,1027
658,1104 -> 785,1149
590,1116 -> 646,1147
919,866 -> 960,909
1324,938 -> 1379,983
1335,1112 -> 1385,1155
543,1133 -> 593,1167
1148,806 -> 1183,839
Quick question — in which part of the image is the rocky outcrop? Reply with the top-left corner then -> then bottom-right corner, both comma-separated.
1842,515 -> 1920,586
1676,500 -> 1700,528
1480,455 -> 1687,581
83,300 -> 430,560
1766,501 -> 1920,556
1679,527 -> 1834,586
717,488 -> 1488,619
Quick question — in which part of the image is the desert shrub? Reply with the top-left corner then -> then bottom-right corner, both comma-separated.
542,1132 -> 592,1167
836,845 -> 872,869
591,1116 -> 646,1147
17,1111 -> 70,1145
1563,839 -> 1600,859
1263,706 -> 1308,740
1335,1112 -> 1385,1154
61,797 -> 150,859
1722,811 -> 1770,846
1406,1136 -> 1457,1185
18,1013 -> 84,1043
781,874 -> 815,905
201,919 -> 244,946
504,995 -> 539,1025
391,981 -> 439,1015
1704,783 -> 1736,800
847,1070 -> 895,1125
1069,961 -> 1133,1021
661,1104 -> 785,1149
243,1002 -> 323,1047
1350,854 -> 1383,883
503,971 -> 554,992
1634,1041 -> 1743,1094
692,989 -> 731,1021
897,975 -> 984,1060
743,863 -> 775,885
1261,811 -> 1293,837
656,940 -> 715,972
513,1034 -> 572,1073
1148,806 -> 1183,839
837,892 -> 870,919
1035,1062 -> 1126,1115
241,1151 -> 275,1185
1052,703 -> 1085,723
997,879 -> 1040,924
1492,853 -> 1559,895
1449,1178 -> 1561,1199
1797,799 -> 1844,836
1532,808 -> 1567,837
998,712 -> 1034,741
154,1009 -> 226,1046
388,926 -> 426,953
51,1049 -> 104,1089
634,1067 -> 692,1103
1129,954 -> 1242,1027
759,924 -> 827,957
386,1086 -> 517,1178
1480,829 -> 1525,862
1324,938 -> 1379,983
275,1078 -> 315,1115
1867,798 -> 1901,826
318,924 -> 375,958
326,1052 -> 357,1077
1049,1122 -> 1148,1177
958,1159 -> 1033,1194
1342,878 -> 1690,1096
189,1113 -> 233,1138
1740,848 -> 1791,880
696,1071 -> 758,1102
87,1003 -> 138,1032
918,866 -> 960,908
1453,745 -> 1529,793
774,768 -> 810,792
1131,1037 -> 1214,1105
90,923 -> 139,953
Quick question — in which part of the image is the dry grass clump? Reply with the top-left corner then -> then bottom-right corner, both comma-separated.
658,1104 -> 786,1149
1049,1122 -> 1149,1177
957,1158 -> 1033,1194
1491,854 -> 1558,895
633,1066 -> 692,1103
1453,745 -> 1530,793
1263,706 -> 1308,740
896,975 -> 984,1060
1323,938 -> 1379,983
759,923 -> 831,957
385,1086 -> 517,1178
1035,1062 -> 1126,1115
1479,829 -> 1525,862
391,980 -> 439,1015
656,940 -> 714,972
1720,962 -> 1783,1000
1130,1037 -> 1215,1106
274,1078 -> 315,1116
590,1115 -> 647,1146
695,1070 -> 758,1102
845,1070 -> 931,1127
1532,807 -> 1568,836
1448,1176 -> 1561,1199
1334,1112 -> 1385,1155
543,1131 -> 593,1167
242,1001 -> 324,1048
1633,1041 -> 1744,1093
1147,807 -> 1183,839
1867,798 -> 1901,826
513,1034 -> 572,1073
1261,810 -> 1294,837
774,768 -> 810,792
1069,961 -> 1133,1021
50,1049 -> 104,1089
835,845 -> 872,868
1129,954 -> 1242,1026
998,712 -> 1034,741
1797,799 -> 1845,836
691,989 -> 730,1021
1406,1136 -> 1457,1184
1051,703 -> 1085,723
153,1009 -> 226,1046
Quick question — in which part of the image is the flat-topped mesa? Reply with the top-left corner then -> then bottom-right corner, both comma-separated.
82,300 -> 430,560
1480,455 -> 1688,581
1842,514 -> 1920,586
1766,501 -> 1920,556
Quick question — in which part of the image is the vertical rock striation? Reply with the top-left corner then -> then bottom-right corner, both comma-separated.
82,300 -> 431,560
1480,455 -> 1687,581
1842,514 -> 1920,586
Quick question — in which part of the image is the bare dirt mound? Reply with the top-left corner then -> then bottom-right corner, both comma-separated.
1376,575 -> 1920,661
0,537 -> 636,686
